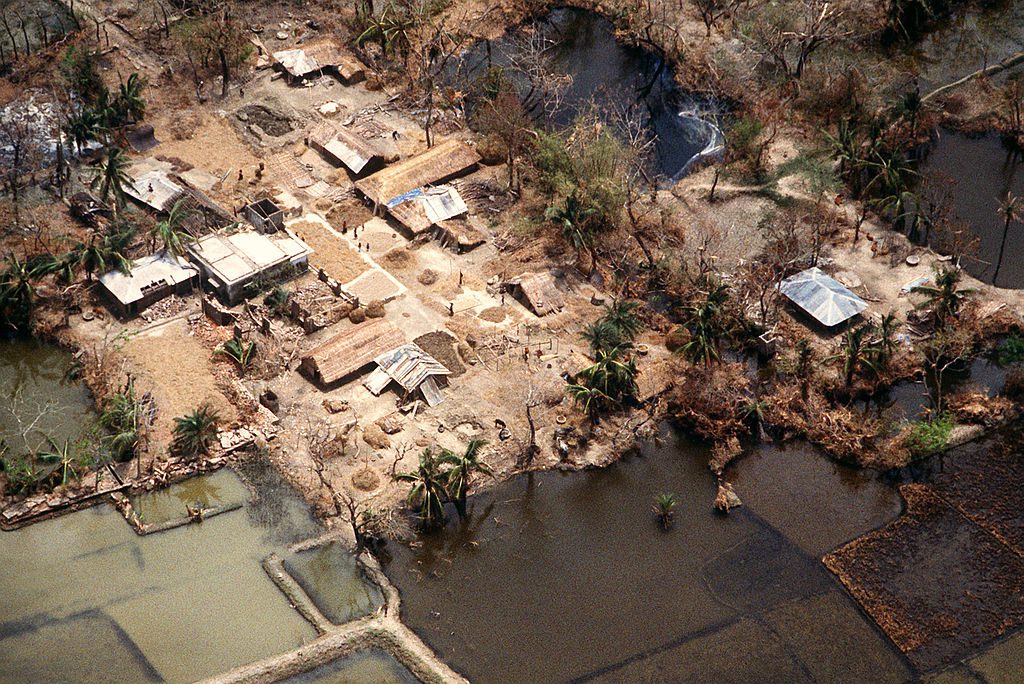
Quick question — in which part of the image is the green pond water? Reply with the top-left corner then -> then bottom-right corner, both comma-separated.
284,541 -> 384,625
0,337 -> 94,456
0,468 -> 346,684
282,649 -> 418,684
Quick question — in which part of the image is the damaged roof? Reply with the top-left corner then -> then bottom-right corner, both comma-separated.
385,185 -> 469,234
355,140 -> 480,206
364,343 -> 451,406
125,169 -> 184,212
308,121 -> 383,175
99,251 -> 197,306
509,271 -> 566,317
272,41 -> 365,81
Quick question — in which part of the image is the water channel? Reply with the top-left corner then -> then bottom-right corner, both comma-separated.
921,130 -> 1024,288
457,7 -> 722,180
0,465 -> 353,684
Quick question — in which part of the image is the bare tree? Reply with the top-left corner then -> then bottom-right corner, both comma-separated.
748,0 -> 850,82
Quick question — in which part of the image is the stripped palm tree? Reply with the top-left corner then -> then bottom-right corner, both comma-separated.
994,192 -> 1019,285
153,197 -> 194,256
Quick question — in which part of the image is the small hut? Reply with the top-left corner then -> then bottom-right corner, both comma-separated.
779,267 -> 868,328
272,41 -> 366,84
308,121 -> 385,176
299,319 -> 406,386
363,343 -> 451,406
99,251 -> 199,318
505,271 -> 566,317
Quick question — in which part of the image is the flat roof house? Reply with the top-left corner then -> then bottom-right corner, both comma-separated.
187,227 -> 312,304
99,251 -> 199,318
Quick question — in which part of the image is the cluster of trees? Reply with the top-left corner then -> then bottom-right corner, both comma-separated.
567,300 -> 643,422
395,439 -> 492,529
60,47 -> 147,152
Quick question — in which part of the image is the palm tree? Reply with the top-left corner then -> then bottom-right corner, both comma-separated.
602,299 -> 644,342
394,448 -> 450,529
440,439 -> 492,519
116,73 -> 147,123
217,337 -> 256,373
994,192 -> 1019,285
581,319 -> 625,356
873,311 -> 900,372
0,254 -> 39,331
795,338 -> 814,401
676,284 -> 730,367
547,192 -> 597,272
652,493 -> 676,530
912,266 -> 974,328
37,436 -> 80,487
95,147 -> 132,210
70,229 -> 132,281
100,381 -> 142,462
64,107 -> 107,154
829,323 -> 879,389
172,404 -> 220,458
567,346 -> 639,422
152,198 -> 194,256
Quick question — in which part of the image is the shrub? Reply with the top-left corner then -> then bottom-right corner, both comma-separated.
904,414 -> 955,458
998,335 -> 1024,365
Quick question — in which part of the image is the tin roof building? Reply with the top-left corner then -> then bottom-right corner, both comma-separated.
779,267 -> 868,328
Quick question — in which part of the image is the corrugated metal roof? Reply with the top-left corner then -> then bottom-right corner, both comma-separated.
365,343 -> 450,396
779,267 -> 868,327
125,169 -> 183,212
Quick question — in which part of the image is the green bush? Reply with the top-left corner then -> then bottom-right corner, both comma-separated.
998,335 -> 1024,365
904,414 -> 954,458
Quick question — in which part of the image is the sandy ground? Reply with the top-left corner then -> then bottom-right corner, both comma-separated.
288,216 -> 369,283
121,316 -> 239,452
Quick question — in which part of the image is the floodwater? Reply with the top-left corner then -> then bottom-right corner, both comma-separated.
283,649 -> 418,684
457,8 -> 721,179
130,467 -> 250,526
920,130 -> 1024,288
283,541 -> 384,624
893,0 -> 1024,91
0,337 -> 94,456
381,426 -> 910,683
0,468 -> 344,683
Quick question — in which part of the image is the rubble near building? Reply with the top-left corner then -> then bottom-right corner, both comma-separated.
272,41 -> 366,84
98,251 -> 199,318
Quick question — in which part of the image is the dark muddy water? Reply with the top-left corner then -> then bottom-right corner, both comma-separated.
458,8 -> 722,179
283,649 -> 418,684
921,131 -> 1024,288
381,426 -> 909,683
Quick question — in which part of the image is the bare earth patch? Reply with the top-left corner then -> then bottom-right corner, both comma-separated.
289,220 -> 369,283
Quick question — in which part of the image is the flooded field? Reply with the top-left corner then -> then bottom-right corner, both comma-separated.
920,131 -> 1024,288
284,541 -> 384,625
282,649 -> 418,684
0,467 -> 354,684
457,7 -> 721,179
381,427 -> 909,683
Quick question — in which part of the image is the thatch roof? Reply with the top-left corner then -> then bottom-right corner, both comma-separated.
508,271 -> 565,316
299,319 -> 405,385
308,121 -> 382,175
355,140 -> 480,206
385,186 -> 468,235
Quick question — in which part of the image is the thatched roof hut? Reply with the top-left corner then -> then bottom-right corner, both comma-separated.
299,319 -> 406,386
506,272 -> 566,317
355,140 -> 480,208
308,121 -> 384,176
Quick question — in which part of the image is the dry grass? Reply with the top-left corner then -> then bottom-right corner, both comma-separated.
289,220 -> 369,283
